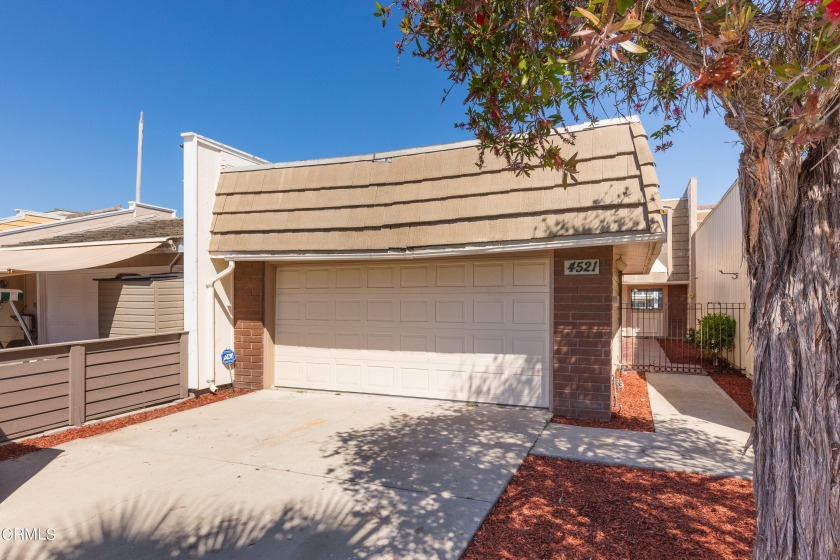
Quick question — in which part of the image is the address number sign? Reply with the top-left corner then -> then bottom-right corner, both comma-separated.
564,259 -> 600,275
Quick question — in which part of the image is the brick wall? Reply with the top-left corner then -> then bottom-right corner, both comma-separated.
553,246 -> 615,420
233,262 -> 265,390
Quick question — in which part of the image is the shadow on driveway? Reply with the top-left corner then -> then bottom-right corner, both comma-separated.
3,392 -> 548,560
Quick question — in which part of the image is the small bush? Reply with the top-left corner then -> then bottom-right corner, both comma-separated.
696,313 -> 736,361
685,328 -> 698,345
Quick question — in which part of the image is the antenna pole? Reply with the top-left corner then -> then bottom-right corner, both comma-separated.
135,111 -> 144,203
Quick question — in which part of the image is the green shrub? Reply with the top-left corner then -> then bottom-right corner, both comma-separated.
685,328 -> 698,345
696,313 -> 736,361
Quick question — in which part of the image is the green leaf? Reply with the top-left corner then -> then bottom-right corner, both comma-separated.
621,19 -> 643,31
618,41 -> 647,54
640,23 -> 656,34
616,0 -> 635,14
573,6 -> 601,27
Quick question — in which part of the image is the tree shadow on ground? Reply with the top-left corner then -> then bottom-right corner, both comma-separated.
4,401 -> 547,560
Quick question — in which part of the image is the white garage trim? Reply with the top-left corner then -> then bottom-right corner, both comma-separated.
272,254 -> 551,407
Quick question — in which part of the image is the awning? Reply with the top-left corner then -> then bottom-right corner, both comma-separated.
0,241 -> 165,272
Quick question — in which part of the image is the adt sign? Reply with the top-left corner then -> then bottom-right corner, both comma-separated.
221,349 -> 236,365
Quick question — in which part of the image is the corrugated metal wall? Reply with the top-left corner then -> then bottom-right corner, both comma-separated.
695,184 -> 754,377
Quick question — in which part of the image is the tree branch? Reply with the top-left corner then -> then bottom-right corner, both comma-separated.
647,26 -> 704,74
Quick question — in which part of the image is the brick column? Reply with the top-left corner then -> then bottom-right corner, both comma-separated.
553,246 -> 615,420
233,262 -> 265,390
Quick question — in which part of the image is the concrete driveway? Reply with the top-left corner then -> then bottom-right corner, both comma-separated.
0,390 -> 550,560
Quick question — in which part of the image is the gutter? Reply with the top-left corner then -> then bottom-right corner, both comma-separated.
212,231 -> 667,262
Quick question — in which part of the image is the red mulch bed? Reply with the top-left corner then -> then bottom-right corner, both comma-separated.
551,371 -> 655,432
657,338 -> 740,374
463,455 -> 755,560
0,388 -> 251,463
710,372 -> 755,420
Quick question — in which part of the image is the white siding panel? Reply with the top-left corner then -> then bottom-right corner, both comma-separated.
695,185 -> 753,377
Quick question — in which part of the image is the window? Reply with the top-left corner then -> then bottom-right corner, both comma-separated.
631,288 -> 663,310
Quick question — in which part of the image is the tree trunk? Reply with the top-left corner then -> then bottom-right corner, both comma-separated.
739,124 -> 840,559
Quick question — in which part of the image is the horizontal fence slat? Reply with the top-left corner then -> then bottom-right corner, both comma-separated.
83,333 -> 183,355
0,371 -> 68,394
86,385 -> 180,418
86,364 -> 180,390
0,356 -> 69,380
86,374 -> 180,403
0,395 -> 69,423
0,332 -> 187,441
85,353 -> 179,379
85,395 -> 178,422
0,383 -> 69,409
86,342 -> 181,367
0,410 -> 69,442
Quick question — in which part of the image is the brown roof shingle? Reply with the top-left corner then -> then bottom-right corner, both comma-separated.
209,117 -> 663,255
4,218 -> 183,248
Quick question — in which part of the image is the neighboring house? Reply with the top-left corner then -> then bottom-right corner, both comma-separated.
0,209 -> 66,231
0,202 -> 184,347
184,116 -> 666,420
695,182 -> 754,377
621,178 -> 698,338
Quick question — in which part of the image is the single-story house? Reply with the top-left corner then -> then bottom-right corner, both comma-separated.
186,116 -> 665,419
0,202 -> 184,347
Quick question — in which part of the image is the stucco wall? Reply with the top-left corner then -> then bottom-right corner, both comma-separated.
182,133 -> 268,390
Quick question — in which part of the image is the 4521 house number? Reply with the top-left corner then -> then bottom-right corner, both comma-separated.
564,259 -> 600,275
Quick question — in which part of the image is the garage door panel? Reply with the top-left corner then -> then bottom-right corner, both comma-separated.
367,364 -> 396,389
274,256 -> 549,407
334,362 -> 362,387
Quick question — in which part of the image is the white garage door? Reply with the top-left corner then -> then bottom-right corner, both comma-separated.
274,255 -> 550,407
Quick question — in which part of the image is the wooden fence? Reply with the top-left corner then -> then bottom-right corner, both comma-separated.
0,332 -> 188,442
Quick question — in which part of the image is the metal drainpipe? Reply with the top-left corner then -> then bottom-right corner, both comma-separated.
205,261 -> 235,393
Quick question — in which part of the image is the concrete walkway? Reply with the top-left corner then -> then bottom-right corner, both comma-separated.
0,391 -> 550,560
532,372 -> 754,479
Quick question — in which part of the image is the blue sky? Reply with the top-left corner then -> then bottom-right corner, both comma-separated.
0,1 -> 740,217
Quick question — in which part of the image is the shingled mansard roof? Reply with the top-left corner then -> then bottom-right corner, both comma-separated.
209,116 -> 664,259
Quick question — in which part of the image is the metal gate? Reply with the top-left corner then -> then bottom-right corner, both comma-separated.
620,302 -> 746,373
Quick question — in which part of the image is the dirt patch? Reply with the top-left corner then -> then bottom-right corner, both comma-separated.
463,455 -> 755,560
710,372 -> 755,420
657,338 -> 741,374
0,388 -> 251,463
551,371 -> 655,432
